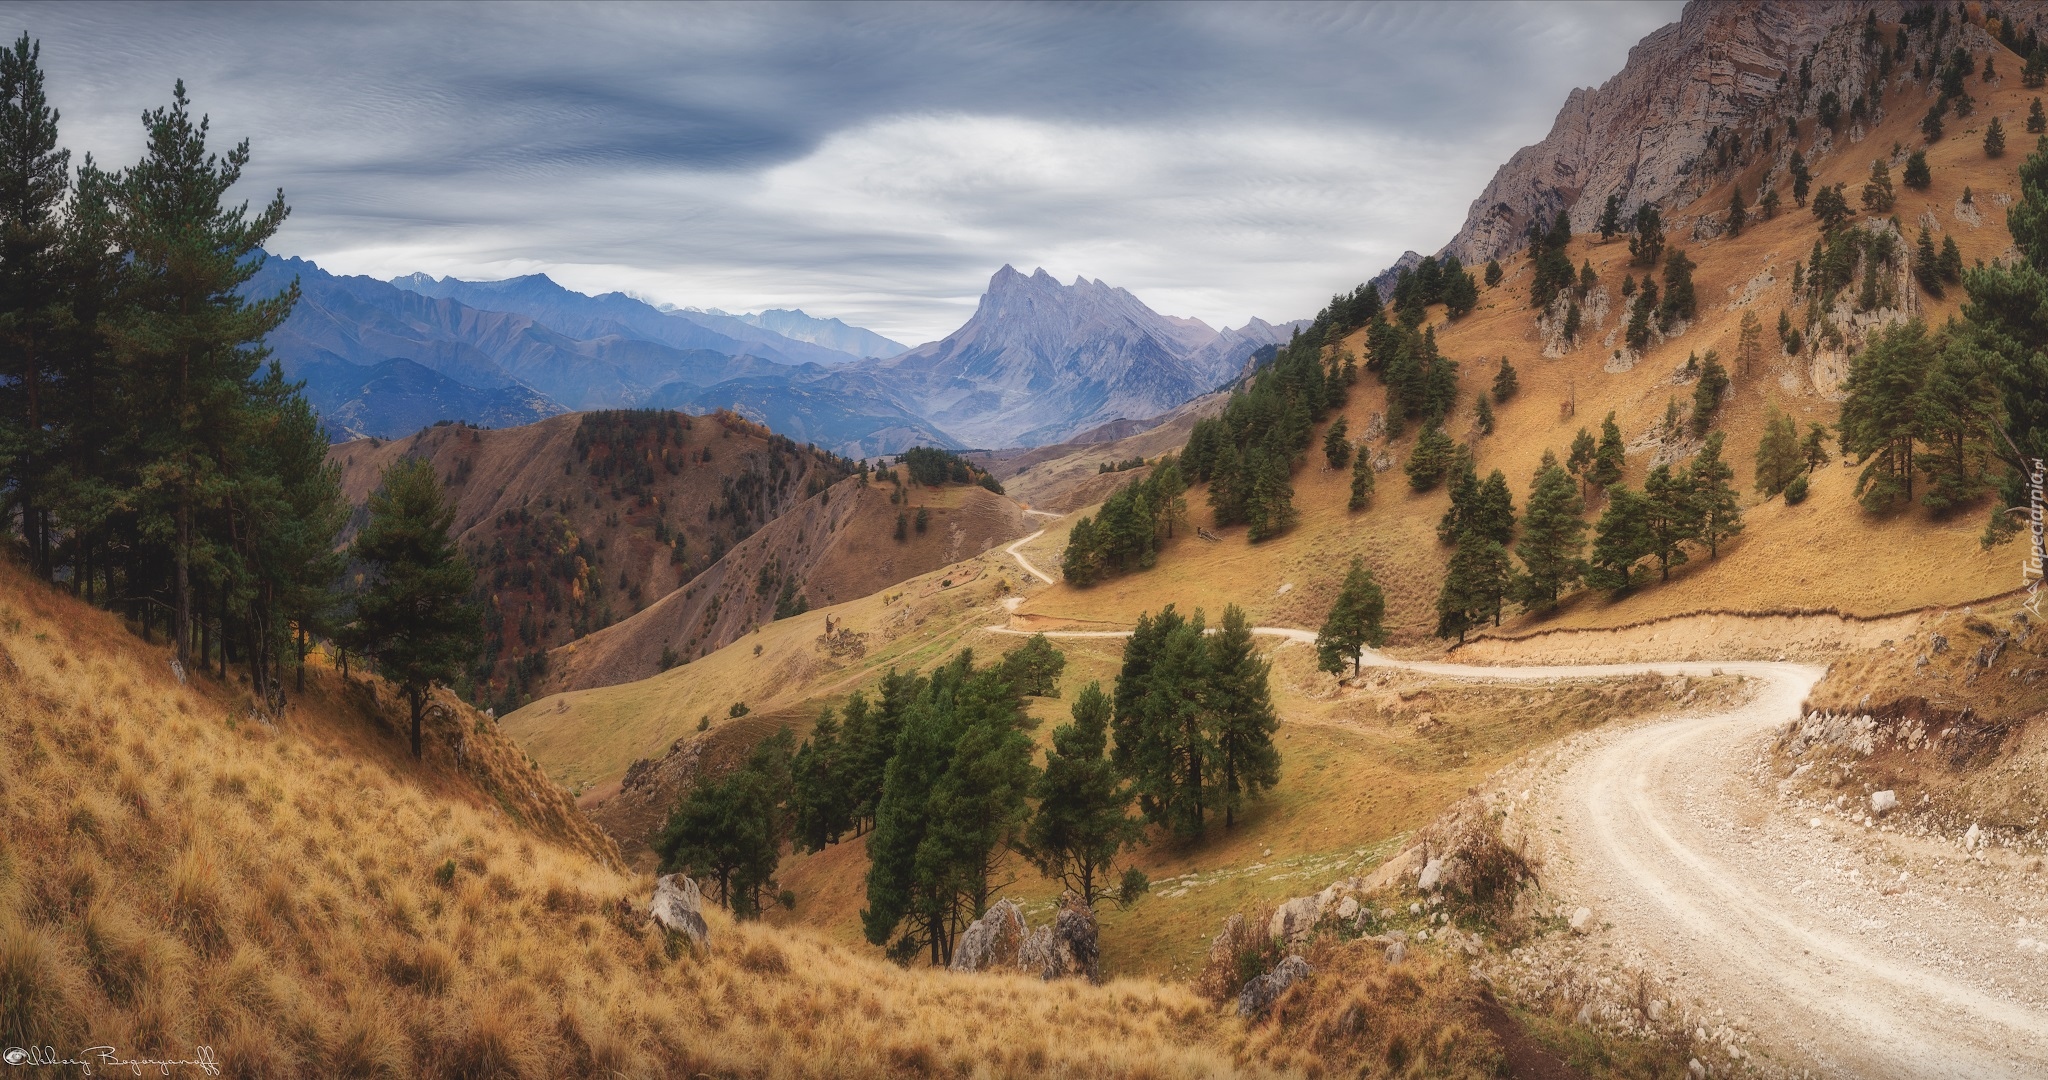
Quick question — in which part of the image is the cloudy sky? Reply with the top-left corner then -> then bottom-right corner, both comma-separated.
12,1 -> 1681,345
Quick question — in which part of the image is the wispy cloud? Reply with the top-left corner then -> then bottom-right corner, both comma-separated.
8,0 -> 1681,343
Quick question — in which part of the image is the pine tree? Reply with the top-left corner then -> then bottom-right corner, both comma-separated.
1438,455 -> 1480,545
1024,682 -> 1137,907
1597,192 -> 1622,239
1512,456 -> 1587,610
1000,633 -> 1067,697
1347,439 -> 1376,510
1243,445 -> 1296,542
1586,486 -> 1651,592
1492,356 -> 1519,402
1206,441 -> 1245,526
1111,606 -> 1213,840
1789,149 -> 1812,207
1567,427 -> 1597,481
1688,432 -> 1743,558
1986,116 -> 2008,158
1904,150 -> 1932,190
1484,258 -> 1503,287
1692,349 -> 1731,433
792,706 -> 851,852
1471,469 -> 1516,547
1727,185 -> 1747,236
2030,98 -> 2047,133
657,731 -> 794,915
0,35 -> 69,580
1812,182 -> 1852,231
1322,416 -> 1351,469
1474,393 -> 1496,435
1838,321 -> 1929,511
1592,411 -> 1626,488
1862,159 -> 1896,211
1442,261 -> 1479,318
348,458 -> 481,759
1316,557 -> 1387,676
109,81 -> 295,667
1435,533 -> 1510,642
1753,406 -> 1805,499
1938,234 -> 1963,283
1061,516 -> 1101,585
1923,104 -> 1946,142
1640,464 -> 1696,581
1405,421 -> 1455,491
2028,46 -> 2048,89
1913,337 -> 1999,514
1915,224 -> 1945,296
1204,605 -> 1279,828
1802,422 -> 1832,473
1760,185 -> 1781,219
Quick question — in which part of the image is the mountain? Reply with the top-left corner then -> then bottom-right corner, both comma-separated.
329,410 -> 852,711
854,265 -> 1301,448
298,355 -> 565,439
391,272 -> 879,369
720,307 -> 910,359
1439,0 -> 1956,266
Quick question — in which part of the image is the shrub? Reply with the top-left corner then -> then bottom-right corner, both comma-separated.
1784,473 -> 1810,504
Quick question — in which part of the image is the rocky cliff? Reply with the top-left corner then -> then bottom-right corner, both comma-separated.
1437,1 -> 2045,266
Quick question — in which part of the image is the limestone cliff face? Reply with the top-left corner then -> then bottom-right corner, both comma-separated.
1438,1 -> 2039,266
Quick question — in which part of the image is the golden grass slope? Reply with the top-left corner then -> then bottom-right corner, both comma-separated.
0,558 -> 1313,1079
539,467 -> 1031,694
1013,41 -> 2031,647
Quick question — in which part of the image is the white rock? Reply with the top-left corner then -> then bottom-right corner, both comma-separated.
1336,896 -> 1360,920
1688,1059 -> 1707,1079
648,874 -> 709,949
1418,857 -> 1445,891
1871,790 -> 1897,815
1648,999 -> 1668,1021
1809,818 -> 1823,828
1384,939 -> 1406,964
1966,823 -> 1983,851
1570,906 -> 1594,934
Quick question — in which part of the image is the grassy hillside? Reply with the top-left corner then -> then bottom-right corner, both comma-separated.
1012,29 -> 2030,647
536,464 -> 1031,695
0,558 -> 1331,1079
330,410 -> 849,709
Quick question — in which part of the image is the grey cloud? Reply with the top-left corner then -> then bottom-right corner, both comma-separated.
7,0 -> 1682,342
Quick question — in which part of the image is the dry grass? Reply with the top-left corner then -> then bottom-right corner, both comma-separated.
1011,49 -> 2033,648
0,558 -> 1302,1078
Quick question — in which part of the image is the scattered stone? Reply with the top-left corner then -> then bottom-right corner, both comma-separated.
1409,902 -> 1423,916
1336,896 -> 1360,921
648,874 -> 709,949
1966,823 -> 1984,852
949,898 -> 1026,973
1237,955 -> 1312,1019
1018,890 -> 1100,982
1688,1059 -> 1707,1079
1384,939 -> 1407,964
1570,906 -> 1594,934
1648,999 -> 1667,1021
1871,790 -> 1898,815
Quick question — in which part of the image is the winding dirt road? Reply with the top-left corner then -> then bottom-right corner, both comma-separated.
989,592 -> 2048,1075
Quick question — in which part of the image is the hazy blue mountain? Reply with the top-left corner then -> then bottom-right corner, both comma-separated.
850,266 -> 1302,448
294,354 -> 564,440
691,307 -> 909,359
391,272 -> 858,368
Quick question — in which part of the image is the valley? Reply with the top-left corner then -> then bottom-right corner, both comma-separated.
8,2 -> 2048,1077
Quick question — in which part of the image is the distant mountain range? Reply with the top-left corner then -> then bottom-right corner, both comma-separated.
255,253 -> 1301,454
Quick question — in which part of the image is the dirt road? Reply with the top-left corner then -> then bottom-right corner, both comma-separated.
991,602 -> 2048,1077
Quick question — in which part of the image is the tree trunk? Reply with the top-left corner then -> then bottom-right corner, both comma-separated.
408,684 -> 424,759
296,625 -> 307,693
175,502 -> 191,665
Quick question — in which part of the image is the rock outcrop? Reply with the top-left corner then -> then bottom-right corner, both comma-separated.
1430,2 -> 2030,268
949,898 -> 1028,973
1236,955 -> 1312,1019
1018,891 -> 1101,982
649,873 -> 709,948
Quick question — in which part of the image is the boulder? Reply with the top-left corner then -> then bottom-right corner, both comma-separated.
1018,890 -> 1099,982
1335,896 -> 1360,921
648,874 -> 709,949
1269,894 -> 1325,945
1870,790 -> 1898,816
1384,939 -> 1406,964
1569,906 -> 1594,934
1965,822 -> 1983,851
1417,857 -> 1445,891
950,899 -> 1027,973
1236,955 -> 1312,1018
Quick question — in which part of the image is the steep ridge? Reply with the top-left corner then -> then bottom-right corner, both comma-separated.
1016,4 -> 2030,644
330,411 -> 850,710
860,266 -> 1298,448
539,468 -> 1031,694
1439,0 -> 2048,265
